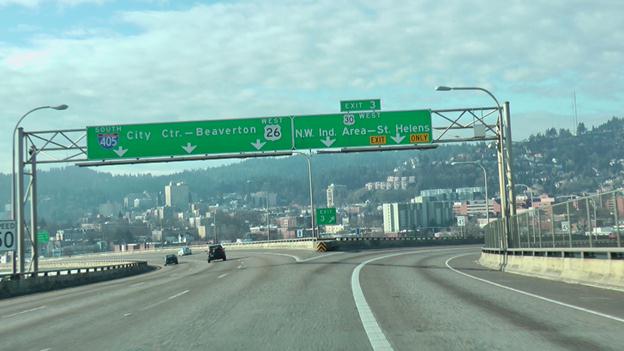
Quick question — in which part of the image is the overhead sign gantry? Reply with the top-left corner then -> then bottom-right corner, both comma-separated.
14,96 -> 512,277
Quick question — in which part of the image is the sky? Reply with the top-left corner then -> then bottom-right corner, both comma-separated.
1,0 -> 622,174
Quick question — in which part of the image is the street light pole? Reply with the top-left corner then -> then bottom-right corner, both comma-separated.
293,152 -> 316,238
12,104 -> 68,275
265,193 -> 270,241
451,161 -> 489,226
213,208 -> 217,244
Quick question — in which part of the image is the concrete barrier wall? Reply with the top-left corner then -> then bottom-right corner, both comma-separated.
0,262 -> 155,299
223,240 -> 317,250
331,238 -> 483,251
222,238 -> 483,251
480,252 -> 624,291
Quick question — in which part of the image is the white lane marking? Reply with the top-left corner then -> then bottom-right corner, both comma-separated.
218,273 -> 229,279
167,289 -> 190,300
251,251 -> 343,263
255,252 -> 302,262
445,253 -> 624,324
3,305 -> 46,318
352,255 -> 396,351
141,300 -> 167,311
131,282 -> 145,287
123,313 -> 132,317
39,348 -> 51,351
351,247 -> 469,351
299,252 -> 344,262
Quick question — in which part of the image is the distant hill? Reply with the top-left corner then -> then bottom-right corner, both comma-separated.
0,117 -> 622,224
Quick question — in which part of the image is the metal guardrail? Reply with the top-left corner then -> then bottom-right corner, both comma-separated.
485,188 -> 624,249
0,261 -> 147,282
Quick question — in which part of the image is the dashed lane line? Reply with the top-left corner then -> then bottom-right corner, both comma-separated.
168,290 -> 190,300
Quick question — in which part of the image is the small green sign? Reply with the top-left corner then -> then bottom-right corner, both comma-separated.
37,231 -> 50,243
340,99 -> 381,112
316,208 -> 337,225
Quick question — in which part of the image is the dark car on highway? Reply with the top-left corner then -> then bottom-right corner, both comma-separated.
165,254 -> 178,265
208,244 -> 226,263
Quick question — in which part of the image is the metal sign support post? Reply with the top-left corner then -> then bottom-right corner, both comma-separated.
30,147 -> 39,274
504,101 -> 516,218
495,109 -> 509,250
16,128 -> 26,274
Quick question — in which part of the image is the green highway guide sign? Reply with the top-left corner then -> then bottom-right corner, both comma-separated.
87,116 -> 293,160
316,208 -> 337,225
86,106 -> 432,161
340,99 -> 381,112
293,110 -> 431,150
37,231 -> 49,243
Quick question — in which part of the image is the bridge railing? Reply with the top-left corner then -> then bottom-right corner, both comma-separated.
0,261 -> 147,282
485,188 -> 623,249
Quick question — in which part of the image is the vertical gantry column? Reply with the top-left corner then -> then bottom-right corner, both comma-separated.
503,102 -> 516,219
30,147 -> 39,274
16,128 -> 26,274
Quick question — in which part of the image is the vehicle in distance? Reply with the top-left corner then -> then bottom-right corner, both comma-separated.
165,254 -> 178,265
178,246 -> 192,256
208,244 -> 226,263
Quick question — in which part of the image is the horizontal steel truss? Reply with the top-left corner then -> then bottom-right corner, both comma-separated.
23,106 -> 501,167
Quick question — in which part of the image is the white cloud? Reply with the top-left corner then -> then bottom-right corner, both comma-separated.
0,0 -> 623,174
0,0 -> 107,7
0,0 -> 40,7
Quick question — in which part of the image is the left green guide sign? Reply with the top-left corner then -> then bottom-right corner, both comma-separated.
87,117 -> 293,160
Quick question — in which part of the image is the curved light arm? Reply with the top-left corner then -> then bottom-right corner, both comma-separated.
436,86 -> 501,110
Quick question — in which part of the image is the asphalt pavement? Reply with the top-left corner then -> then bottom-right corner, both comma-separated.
0,245 -> 622,351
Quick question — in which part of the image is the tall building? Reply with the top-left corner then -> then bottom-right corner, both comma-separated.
326,184 -> 347,208
165,182 -> 190,211
383,199 -> 454,234
250,192 -> 277,208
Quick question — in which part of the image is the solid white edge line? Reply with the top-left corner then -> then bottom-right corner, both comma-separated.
250,252 -> 302,262
445,253 -> 624,324
351,247 -> 467,351
299,252 -> 344,262
167,289 -> 190,300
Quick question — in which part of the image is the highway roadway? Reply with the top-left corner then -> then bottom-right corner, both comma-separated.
0,245 -> 622,351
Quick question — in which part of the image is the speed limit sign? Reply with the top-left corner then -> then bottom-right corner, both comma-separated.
0,220 -> 17,252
